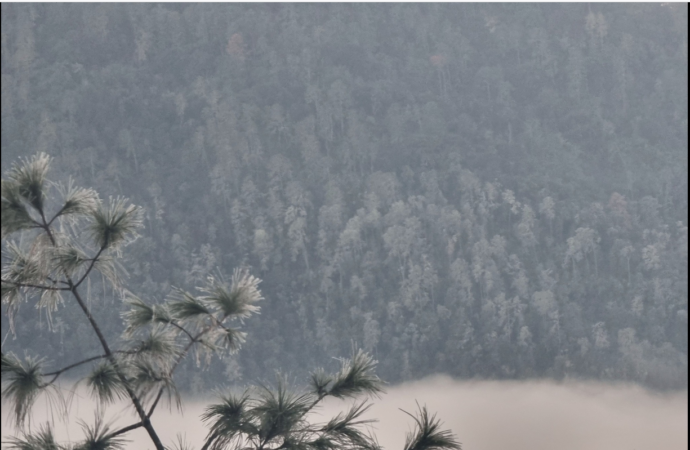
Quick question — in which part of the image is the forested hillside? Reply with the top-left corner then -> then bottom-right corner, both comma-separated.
1,3 -> 687,390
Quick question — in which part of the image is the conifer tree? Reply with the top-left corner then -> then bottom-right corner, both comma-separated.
1,153 -> 461,450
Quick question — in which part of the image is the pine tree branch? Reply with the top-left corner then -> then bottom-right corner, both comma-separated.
104,420 -> 144,440
306,392 -> 329,413
168,320 -> 196,342
68,282 -> 165,450
1,280 -> 71,291
46,204 -> 68,227
46,276 -> 70,286
199,431 -> 219,450
41,350 -> 142,385
146,327 -> 211,419
42,354 -> 106,384
37,213 -> 166,450
73,245 -> 106,288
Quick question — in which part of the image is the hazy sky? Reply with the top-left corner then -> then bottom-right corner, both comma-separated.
2,377 -> 687,450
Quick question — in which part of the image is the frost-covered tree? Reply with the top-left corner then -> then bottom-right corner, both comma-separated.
1,154 -> 461,450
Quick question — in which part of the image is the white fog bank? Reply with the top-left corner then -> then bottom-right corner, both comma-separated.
2,377 -> 687,450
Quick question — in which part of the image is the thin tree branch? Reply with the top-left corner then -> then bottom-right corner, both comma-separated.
68,281 -> 165,449
41,350 -> 143,385
45,275 -> 69,285
46,204 -> 68,227
146,327 -> 211,419
39,210 -> 55,244
1,280 -> 71,291
199,431 -> 220,450
73,245 -> 106,288
168,320 -> 196,342
42,354 -> 106,384
38,213 -> 166,450
104,421 -> 144,440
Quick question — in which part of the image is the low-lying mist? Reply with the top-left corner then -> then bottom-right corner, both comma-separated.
2,377 -> 687,450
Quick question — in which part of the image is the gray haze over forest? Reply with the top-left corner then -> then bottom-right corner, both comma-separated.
1,2 -> 687,449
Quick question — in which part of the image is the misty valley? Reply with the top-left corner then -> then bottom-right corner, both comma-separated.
1,3 -> 687,450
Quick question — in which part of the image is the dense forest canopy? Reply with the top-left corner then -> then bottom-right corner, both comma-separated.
1,3 -> 687,391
